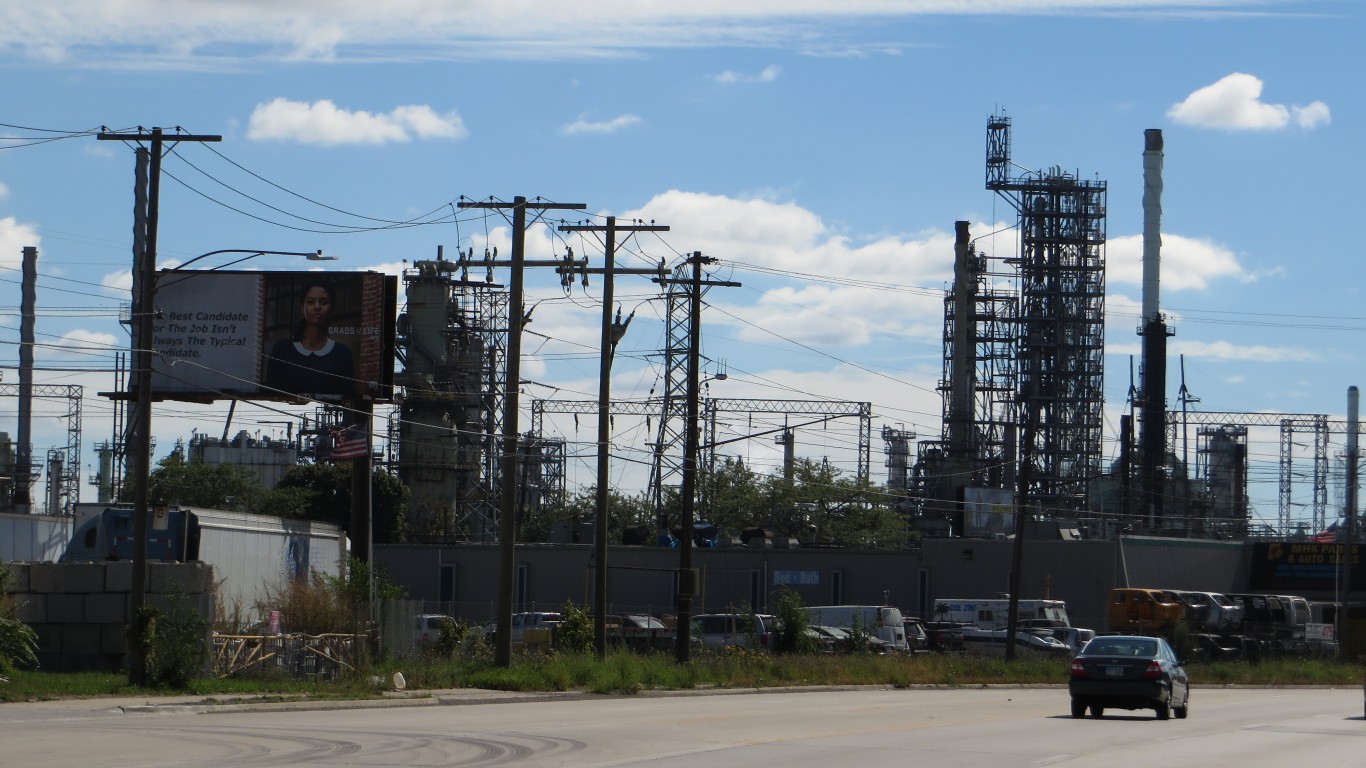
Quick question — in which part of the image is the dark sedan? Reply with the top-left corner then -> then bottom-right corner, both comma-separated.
1068,635 -> 1190,720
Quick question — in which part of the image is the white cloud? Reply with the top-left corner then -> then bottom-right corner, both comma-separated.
247,98 -> 468,145
32,328 -> 122,362
1107,232 -> 1250,291
0,181 -> 8,200
713,64 -> 781,84
1167,73 -> 1330,131
0,2 -> 1208,67
560,114 -> 642,136
1293,101 -> 1331,129
1171,338 -> 1319,364
0,216 -> 40,270
619,190 -> 960,349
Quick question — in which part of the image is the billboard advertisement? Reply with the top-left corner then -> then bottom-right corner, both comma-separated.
150,270 -> 396,403
962,486 -> 1014,538
1248,541 -> 1365,592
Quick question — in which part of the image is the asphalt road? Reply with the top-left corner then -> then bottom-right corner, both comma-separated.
0,686 -> 1362,767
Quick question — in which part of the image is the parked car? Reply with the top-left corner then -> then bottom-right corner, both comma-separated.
608,613 -> 668,630
472,611 -> 564,644
903,617 -> 930,652
1069,635 -> 1190,720
806,624 -> 892,654
923,620 -> 975,652
960,628 -> 1071,657
412,614 -> 455,649
692,613 -> 777,651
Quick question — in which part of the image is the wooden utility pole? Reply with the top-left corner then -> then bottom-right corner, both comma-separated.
1005,345 -> 1041,662
558,217 -> 669,658
657,253 -> 739,663
457,196 -> 586,667
98,128 -> 221,685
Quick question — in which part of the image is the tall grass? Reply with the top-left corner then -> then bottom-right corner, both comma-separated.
3,652 -> 1361,703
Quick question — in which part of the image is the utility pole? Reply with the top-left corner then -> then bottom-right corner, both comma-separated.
98,128 -> 221,685
558,217 -> 669,659
1005,345 -> 1042,662
457,196 -> 586,667
1342,385 -> 1358,662
658,253 -> 739,663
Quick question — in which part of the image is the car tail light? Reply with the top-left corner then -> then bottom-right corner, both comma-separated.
1143,660 -> 1162,679
760,633 -> 769,647
1070,659 -> 1088,678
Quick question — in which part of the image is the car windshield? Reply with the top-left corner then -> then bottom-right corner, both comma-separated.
1085,638 -> 1158,657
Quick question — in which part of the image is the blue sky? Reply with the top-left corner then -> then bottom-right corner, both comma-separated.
1,1 -> 1360,530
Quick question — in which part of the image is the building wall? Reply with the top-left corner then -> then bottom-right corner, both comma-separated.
376,535 -> 1251,632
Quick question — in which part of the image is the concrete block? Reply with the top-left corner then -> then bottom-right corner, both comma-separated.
84,593 -> 129,624
64,563 -> 107,593
149,562 -> 213,595
60,652 -> 123,674
61,623 -> 101,654
47,593 -> 85,623
12,592 -> 46,623
28,564 -> 64,593
102,623 -> 129,655
33,623 -> 62,655
5,562 -> 31,591
104,560 -> 133,592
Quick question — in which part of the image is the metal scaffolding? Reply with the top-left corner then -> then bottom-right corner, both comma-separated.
0,383 -> 82,516
395,257 -> 509,541
985,112 -> 1107,516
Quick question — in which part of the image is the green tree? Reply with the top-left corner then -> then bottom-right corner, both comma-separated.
137,452 -> 264,512
550,486 -> 653,544
702,457 -> 765,535
267,463 -> 409,543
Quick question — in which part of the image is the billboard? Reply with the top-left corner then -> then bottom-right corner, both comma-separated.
962,486 -> 1014,538
151,270 -> 396,403
1248,541 -> 1365,592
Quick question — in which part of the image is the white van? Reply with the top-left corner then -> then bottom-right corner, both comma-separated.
805,605 -> 909,653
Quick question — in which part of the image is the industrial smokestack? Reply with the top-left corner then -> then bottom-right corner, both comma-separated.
1137,130 -> 1172,528
947,221 -> 977,459
1142,129 -> 1163,323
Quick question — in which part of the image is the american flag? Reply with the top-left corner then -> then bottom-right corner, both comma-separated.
1311,523 -> 1340,544
327,422 -> 369,461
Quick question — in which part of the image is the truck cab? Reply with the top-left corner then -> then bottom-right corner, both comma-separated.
61,507 -> 200,562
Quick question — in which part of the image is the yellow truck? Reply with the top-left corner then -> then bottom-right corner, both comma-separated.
1107,588 -> 1186,633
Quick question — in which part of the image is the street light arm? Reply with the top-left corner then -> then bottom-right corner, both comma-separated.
170,249 -> 334,272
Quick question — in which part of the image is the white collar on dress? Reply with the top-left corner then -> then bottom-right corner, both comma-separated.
292,338 -> 336,357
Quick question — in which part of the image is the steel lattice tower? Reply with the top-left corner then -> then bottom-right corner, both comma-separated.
396,256 -> 508,541
985,112 -> 1107,515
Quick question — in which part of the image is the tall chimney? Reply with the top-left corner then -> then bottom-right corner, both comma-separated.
1137,130 -> 1172,528
1142,129 -> 1163,323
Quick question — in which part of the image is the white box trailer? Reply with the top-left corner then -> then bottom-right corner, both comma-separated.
0,512 -> 72,562
61,506 -> 347,615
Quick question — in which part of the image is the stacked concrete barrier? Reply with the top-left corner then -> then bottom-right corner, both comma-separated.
4,560 -> 215,672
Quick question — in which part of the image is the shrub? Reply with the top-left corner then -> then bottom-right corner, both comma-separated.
556,602 -> 595,655
132,587 -> 209,689
0,563 -> 38,675
771,589 -> 818,654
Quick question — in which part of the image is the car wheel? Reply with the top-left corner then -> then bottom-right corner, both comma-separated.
1174,691 -> 1189,719
1155,691 -> 1171,721
1071,699 -> 1086,719
1089,704 -> 1104,718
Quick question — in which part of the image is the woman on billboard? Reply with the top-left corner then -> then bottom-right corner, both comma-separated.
263,280 -> 359,400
